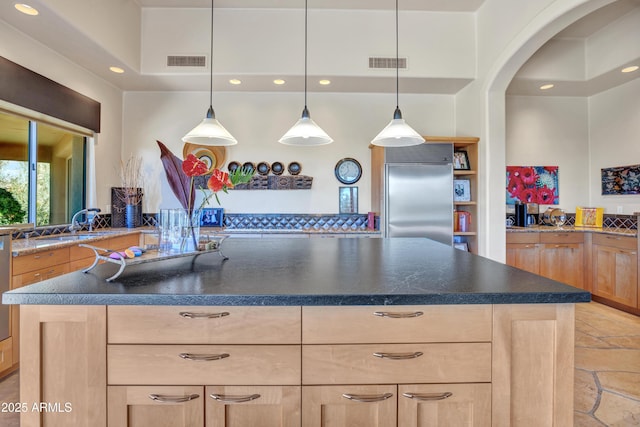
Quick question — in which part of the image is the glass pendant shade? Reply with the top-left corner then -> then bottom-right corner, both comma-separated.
182,106 -> 238,146
279,107 -> 333,146
371,107 -> 425,147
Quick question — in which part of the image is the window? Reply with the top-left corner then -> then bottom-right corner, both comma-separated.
0,111 -> 86,226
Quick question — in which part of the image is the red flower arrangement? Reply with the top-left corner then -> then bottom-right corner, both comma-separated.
506,166 -> 559,205
158,140 -> 253,215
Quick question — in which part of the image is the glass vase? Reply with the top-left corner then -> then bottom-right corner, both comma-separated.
158,208 -> 200,253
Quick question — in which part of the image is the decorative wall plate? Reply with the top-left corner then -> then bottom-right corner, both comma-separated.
257,162 -> 270,175
271,162 -> 284,175
182,143 -> 226,173
288,161 -> 301,175
242,162 -> 256,174
227,161 -> 240,173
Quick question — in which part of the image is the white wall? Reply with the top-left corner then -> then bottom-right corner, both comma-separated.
506,96 -> 590,213
589,77 -> 640,213
123,90 -> 455,214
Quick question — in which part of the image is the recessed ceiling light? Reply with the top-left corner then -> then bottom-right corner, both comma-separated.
621,65 -> 639,73
273,79 -> 286,85
229,79 -> 242,85
539,84 -> 554,90
318,79 -> 331,85
15,3 -> 39,15
109,66 -> 124,74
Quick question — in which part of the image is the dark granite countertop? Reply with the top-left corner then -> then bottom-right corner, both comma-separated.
2,238 -> 590,306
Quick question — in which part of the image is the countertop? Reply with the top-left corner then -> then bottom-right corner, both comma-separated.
3,237 -> 590,306
506,224 -> 637,237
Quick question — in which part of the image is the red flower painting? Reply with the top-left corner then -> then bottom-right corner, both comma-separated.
506,166 -> 559,205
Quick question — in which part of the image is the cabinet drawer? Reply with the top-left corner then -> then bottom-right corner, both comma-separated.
593,234 -> 637,251
303,305 -> 491,344
506,233 -> 539,244
12,263 -> 70,287
108,306 -> 301,344
539,233 -> 584,244
108,344 -> 301,385
12,247 -> 69,275
302,343 -> 491,384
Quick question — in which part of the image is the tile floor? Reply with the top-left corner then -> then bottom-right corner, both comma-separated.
0,301 -> 638,426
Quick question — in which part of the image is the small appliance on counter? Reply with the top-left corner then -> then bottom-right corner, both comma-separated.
541,207 -> 567,227
515,203 -> 527,227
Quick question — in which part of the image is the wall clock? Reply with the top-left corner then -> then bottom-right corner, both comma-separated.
335,158 -> 362,185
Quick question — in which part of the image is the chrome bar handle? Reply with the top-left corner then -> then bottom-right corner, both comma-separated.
373,351 -> 424,360
179,353 -> 230,361
179,311 -> 230,319
210,394 -> 261,403
373,311 -> 423,318
149,394 -> 200,403
403,391 -> 453,401
342,393 -> 394,403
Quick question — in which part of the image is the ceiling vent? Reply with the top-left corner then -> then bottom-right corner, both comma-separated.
167,55 -> 207,67
369,57 -> 408,69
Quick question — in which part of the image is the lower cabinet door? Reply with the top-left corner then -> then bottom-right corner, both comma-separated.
398,383 -> 491,427
302,385 -> 397,427
206,385 -> 300,427
108,386 -> 204,427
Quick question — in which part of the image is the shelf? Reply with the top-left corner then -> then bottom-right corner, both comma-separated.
455,201 -> 477,206
454,232 -> 477,236
454,170 -> 477,176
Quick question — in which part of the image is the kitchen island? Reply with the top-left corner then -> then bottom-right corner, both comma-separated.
3,238 -> 590,427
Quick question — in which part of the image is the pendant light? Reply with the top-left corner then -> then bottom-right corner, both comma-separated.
371,0 -> 425,147
279,0 -> 333,146
182,0 -> 237,146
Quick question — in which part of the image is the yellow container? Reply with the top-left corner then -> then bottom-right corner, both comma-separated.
575,207 -> 604,228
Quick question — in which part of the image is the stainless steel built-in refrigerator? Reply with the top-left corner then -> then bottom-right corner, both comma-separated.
383,144 -> 454,245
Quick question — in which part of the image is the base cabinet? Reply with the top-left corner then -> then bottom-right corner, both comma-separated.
108,385 -> 299,427
302,384 -> 491,427
20,303 -> 575,427
108,386 -> 204,427
398,383 -> 491,427
302,385 -> 397,427
592,235 -> 638,308
506,232 -> 586,289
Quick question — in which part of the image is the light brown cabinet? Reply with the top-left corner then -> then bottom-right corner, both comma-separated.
507,230 -> 640,313
106,306 -> 301,427
108,385 -> 204,427
592,234 -> 638,308
20,303 -> 576,427
539,233 -> 585,289
506,232 -> 585,289
1,232 -> 141,380
302,305 -> 492,427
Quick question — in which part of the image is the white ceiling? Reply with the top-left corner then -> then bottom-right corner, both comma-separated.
1,0 -> 639,96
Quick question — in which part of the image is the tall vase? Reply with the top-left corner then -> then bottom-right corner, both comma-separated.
180,209 -> 201,252
125,204 -> 141,228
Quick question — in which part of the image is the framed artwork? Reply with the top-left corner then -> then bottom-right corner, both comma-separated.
453,179 -> 471,202
200,208 -> 224,227
339,187 -> 358,214
601,164 -> 640,195
506,166 -> 559,205
453,151 -> 470,170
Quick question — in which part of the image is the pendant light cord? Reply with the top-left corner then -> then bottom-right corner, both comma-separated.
304,0 -> 308,109
209,0 -> 214,109
395,0 -> 399,109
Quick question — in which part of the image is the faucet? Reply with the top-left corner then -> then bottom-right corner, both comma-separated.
70,208 -> 101,233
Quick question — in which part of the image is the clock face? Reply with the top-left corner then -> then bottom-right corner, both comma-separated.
335,158 -> 362,184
